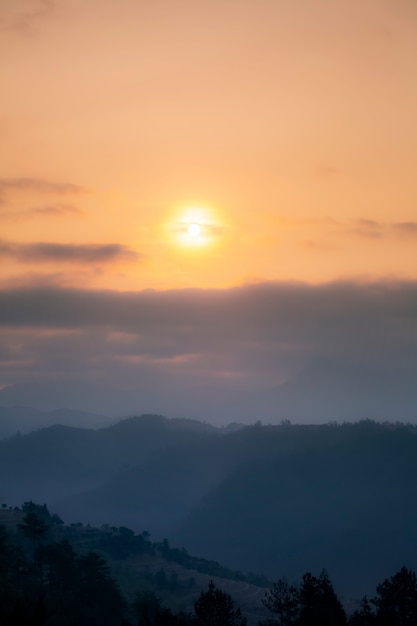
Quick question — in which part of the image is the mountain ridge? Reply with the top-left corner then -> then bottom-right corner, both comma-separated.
1,412 -> 416,597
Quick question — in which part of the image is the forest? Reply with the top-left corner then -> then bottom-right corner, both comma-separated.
1,501 -> 416,625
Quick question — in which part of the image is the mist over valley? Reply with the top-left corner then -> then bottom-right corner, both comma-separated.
1,411 -> 416,602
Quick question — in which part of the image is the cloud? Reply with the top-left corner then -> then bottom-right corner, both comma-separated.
171,221 -> 226,239
0,280 -> 415,368
271,214 -> 417,242
315,166 -> 340,177
0,204 -> 84,220
277,215 -> 417,250
0,280 -> 416,423
30,204 -> 84,217
392,222 -> 417,236
349,219 -> 417,240
0,1 -> 55,33
0,241 -> 141,264
203,224 -> 225,237
300,240 -> 339,251
349,219 -> 384,239
0,178 -> 86,213
0,178 -> 85,197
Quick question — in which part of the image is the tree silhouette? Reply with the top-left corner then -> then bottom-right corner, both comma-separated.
134,590 -> 164,625
133,589 -> 190,625
194,580 -> 247,626
42,539 -> 78,609
261,577 -> 299,625
18,511 -> 48,578
373,566 -> 417,626
297,570 -> 346,626
348,596 -> 375,625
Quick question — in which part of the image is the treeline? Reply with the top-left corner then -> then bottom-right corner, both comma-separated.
156,538 -> 270,587
261,567 -> 417,625
66,518 -> 268,586
0,503 -> 126,626
2,502 -> 417,625
0,503 -> 237,625
1,518 -> 244,625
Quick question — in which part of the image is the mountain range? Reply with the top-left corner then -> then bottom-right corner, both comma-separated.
0,405 -> 113,439
1,411 -> 416,598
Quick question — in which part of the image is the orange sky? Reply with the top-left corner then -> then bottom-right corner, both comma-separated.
1,1 -> 417,422
1,0 -> 417,290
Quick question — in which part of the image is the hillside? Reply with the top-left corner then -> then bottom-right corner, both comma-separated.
0,505 -> 268,625
172,422 -> 417,595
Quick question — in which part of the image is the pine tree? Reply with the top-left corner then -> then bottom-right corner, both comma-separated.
260,577 -> 299,625
194,580 -> 247,626
373,566 -> 417,626
298,570 -> 346,626
18,511 -> 48,579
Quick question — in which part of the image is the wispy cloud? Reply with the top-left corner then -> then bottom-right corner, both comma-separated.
349,219 -> 384,239
273,215 -> 417,251
0,204 -> 84,221
0,241 -> 141,264
0,178 -> 87,210
171,221 -> 226,238
315,165 -> 340,177
392,222 -> 417,236
349,219 -> 417,240
29,204 -> 84,217
0,178 -> 85,196
300,239 -> 339,251
0,1 -> 55,33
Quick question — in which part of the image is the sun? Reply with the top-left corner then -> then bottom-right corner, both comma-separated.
187,223 -> 201,238
165,205 -> 224,250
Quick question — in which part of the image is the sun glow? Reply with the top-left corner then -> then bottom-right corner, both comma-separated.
168,206 -> 223,249
188,223 -> 201,238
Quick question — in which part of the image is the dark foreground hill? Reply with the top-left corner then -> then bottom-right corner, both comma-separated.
1,414 -> 417,597
0,504 -> 268,625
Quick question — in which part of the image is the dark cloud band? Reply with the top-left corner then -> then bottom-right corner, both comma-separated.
0,280 -> 416,422
0,204 -> 84,220
0,178 -> 85,196
0,241 -> 140,264
0,279 -> 416,333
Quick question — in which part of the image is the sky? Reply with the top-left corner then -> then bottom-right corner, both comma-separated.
0,0 -> 416,424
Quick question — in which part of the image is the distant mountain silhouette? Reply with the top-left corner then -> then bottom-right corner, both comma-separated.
0,413 -> 218,503
1,414 -> 417,597
172,422 -> 417,596
0,405 -> 113,439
